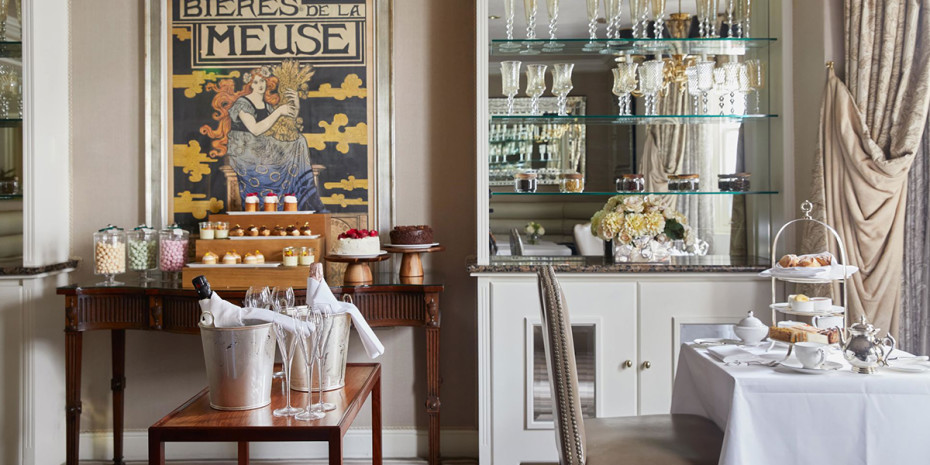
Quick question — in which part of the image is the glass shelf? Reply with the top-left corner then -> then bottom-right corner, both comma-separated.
491,37 -> 776,57
0,118 -> 22,127
0,41 -> 21,59
0,194 -> 22,200
490,114 -> 777,125
491,191 -> 778,196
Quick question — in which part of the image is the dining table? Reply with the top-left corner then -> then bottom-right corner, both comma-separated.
671,342 -> 930,465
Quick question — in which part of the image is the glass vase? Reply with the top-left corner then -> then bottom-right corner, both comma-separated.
613,236 -> 672,263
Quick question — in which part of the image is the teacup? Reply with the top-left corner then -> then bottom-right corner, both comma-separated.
795,342 -> 828,369
812,314 -> 843,330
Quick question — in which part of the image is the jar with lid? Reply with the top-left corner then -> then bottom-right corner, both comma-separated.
94,225 -> 126,286
283,246 -> 298,267
678,174 -> 700,192
666,175 -> 681,191
299,246 -> 315,266
616,174 -> 645,193
514,170 -> 538,193
559,172 -> 585,193
717,173 -> 751,192
126,225 -> 158,282
199,221 -> 215,240
158,225 -> 189,279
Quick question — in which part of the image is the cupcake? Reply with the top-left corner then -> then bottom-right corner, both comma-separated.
263,193 -> 278,212
202,251 -> 219,265
283,193 -> 298,211
244,193 -> 259,212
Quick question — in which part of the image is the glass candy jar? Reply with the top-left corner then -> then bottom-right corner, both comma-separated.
159,225 -> 189,279
93,225 -> 126,286
126,225 -> 158,282
559,172 -> 585,193
514,170 -> 538,193
616,174 -> 645,193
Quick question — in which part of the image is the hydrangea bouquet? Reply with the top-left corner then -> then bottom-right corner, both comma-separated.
590,195 -> 694,262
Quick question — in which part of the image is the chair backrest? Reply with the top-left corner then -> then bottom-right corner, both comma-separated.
573,223 -> 604,256
536,266 -> 586,465
509,228 -> 525,255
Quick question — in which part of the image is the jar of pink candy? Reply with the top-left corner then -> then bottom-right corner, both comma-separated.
158,224 -> 189,278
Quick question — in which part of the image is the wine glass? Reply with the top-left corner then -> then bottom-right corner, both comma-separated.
501,61 -> 522,115
525,64 -> 547,115
694,60 -> 716,114
295,307 -> 324,421
612,62 -> 639,115
271,287 -> 302,417
746,58 -> 764,113
638,59 -> 666,116
583,0 -> 602,51
551,63 -> 574,116
311,304 -> 337,412
652,0 -> 667,38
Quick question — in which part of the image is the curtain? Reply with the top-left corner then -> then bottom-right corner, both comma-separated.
803,0 -> 930,337
901,116 -> 930,353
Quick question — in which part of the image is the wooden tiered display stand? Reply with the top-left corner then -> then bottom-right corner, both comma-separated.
383,244 -> 445,278
181,212 -> 330,289
325,253 -> 390,285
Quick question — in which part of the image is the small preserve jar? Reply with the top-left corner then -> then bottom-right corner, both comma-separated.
126,225 -> 158,282
717,173 -> 751,192
667,174 -> 681,192
94,225 -> 126,286
616,174 -> 645,193
159,225 -> 189,279
559,172 -> 585,193
199,221 -> 215,240
514,170 -> 538,193
214,221 -> 229,239
283,246 -> 298,267
679,174 -> 700,192
299,246 -> 314,266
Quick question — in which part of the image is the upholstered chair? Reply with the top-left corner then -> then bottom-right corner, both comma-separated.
536,266 -> 724,465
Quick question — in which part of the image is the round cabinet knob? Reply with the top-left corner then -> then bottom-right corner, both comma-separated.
623,360 -> 633,368
642,361 -> 652,369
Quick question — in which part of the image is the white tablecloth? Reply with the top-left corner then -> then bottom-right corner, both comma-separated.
671,343 -> 930,465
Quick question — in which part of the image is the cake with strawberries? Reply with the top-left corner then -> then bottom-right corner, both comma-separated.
333,229 -> 381,255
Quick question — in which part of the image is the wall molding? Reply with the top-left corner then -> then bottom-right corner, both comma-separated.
80,427 -> 477,462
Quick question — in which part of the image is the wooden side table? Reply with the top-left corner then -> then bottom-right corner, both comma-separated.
149,363 -> 382,465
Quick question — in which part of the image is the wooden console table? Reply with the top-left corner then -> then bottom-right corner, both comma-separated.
149,363 -> 382,465
58,273 -> 443,465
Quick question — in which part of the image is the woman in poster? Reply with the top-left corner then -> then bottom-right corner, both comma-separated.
201,66 -> 327,212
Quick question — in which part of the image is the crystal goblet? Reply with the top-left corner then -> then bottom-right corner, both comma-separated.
638,59 -> 665,115
501,61 -> 522,115
612,62 -> 639,115
525,64 -> 547,115
551,63 -> 574,116
694,60 -> 715,114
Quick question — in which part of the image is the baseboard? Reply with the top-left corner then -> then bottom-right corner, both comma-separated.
79,427 -> 478,462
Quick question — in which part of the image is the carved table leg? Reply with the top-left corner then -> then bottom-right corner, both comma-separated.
112,330 -> 126,465
425,295 -> 441,465
66,330 -> 83,465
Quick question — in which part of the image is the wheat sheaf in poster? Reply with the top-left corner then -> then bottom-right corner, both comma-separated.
168,0 -> 374,229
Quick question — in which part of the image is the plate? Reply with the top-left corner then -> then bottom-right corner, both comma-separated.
778,360 -> 842,374
227,234 -> 320,240
884,361 -> 930,373
187,262 -> 281,268
770,302 -> 846,315
330,250 -> 388,259
226,210 -> 315,215
383,242 -> 440,250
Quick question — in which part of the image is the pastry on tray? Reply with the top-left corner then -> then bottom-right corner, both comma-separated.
202,251 -> 218,265
286,225 -> 301,236
777,252 -> 833,268
246,225 -> 259,237
243,252 -> 259,264
230,224 -> 245,237
222,251 -> 237,265
300,222 -> 313,236
259,226 -> 271,237
254,250 -> 265,264
273,225 -> 288,236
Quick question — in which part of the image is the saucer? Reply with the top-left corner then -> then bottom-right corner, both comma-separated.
778,360 -> 842,374
884,361 -> 930,373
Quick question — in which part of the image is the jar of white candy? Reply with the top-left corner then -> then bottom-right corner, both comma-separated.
93,225 -> 126,286
159,224 -> 189,280
127,225 -> 158,282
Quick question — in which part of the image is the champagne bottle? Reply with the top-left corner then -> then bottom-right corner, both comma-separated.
192,275 -> 212,300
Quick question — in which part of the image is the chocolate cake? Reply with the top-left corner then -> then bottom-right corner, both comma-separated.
390,225 -> 434,244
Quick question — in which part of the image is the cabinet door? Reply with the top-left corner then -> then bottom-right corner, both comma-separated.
0,281 -> 22,465
638,278 -> 769,415
488,277 -> 636,464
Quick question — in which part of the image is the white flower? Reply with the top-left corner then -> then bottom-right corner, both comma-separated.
537,226 -> 546,235
525,225 -> 534,235
622,196 -> 644,213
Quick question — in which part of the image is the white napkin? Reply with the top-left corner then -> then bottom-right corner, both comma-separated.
307,263 -> 385,359
706,345 -> 761,364
198,293 -> 314,335
760,252 -> 859,280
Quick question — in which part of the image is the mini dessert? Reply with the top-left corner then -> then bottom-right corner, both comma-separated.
797,256 -> 819,267
222,252 -> 237,265
282,247 -> 298,266
244,193 -> 259,212
299,247 -> 314,265
769,323 -> 839,344
243,252 -> 259,264
778,254 -> 798,267
263,193 -> 278,212
287,225 -> 301,236
814,254 -> 832,266
273,225 -> 288,236
199,222 -> 215,240
300,222 -> 313,236
230,224 -> 245,237
333,229 -> 381,255
247,225 -> 259,236
390,225 -> 434,245
202,251 -> 219,265
283,193 -> 298,212
232,250 -> 242,263
259,226 -> 271,237
253,250 -> 265,264
778,253 -> 831,268
214,221 -> 229,239
789,294 -> 813,312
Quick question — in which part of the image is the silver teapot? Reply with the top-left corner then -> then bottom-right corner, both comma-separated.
839,315 -> 895,374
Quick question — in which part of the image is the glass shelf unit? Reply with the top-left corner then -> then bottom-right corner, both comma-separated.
0,41 -> 20,58
491,114 -> 777,125
491,37 -> 776,57
491,191 -> 778,197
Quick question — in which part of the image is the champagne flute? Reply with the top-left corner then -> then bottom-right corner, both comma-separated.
726,0 -> 735,37
737,0 -> 751,37
612,62 -> 639,115
271,287 -> 303,417
713,66 -> 728,114
652,0 -> 667,38
629,0 -> 645,38
583,0 -> 602,51
295,307 -> 324,421
501,0 -> 521,50
501,61 -> 522,115
520,0 -> 541,55
525,64 -> 547,115
543,0 -> 564,51
604,0 -> 617,39
551,63 -> 574,116
244,286 -> 255,308
311,304 -> 336,413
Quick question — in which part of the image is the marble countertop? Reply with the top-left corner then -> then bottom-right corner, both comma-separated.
0,259 -> 80,276
467,255 -> 770,273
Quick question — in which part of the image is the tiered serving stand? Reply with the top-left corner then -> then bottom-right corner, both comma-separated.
769,201 -> 848,329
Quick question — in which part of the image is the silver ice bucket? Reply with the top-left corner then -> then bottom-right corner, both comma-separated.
199,322 -> 276,410
290,312 -> 352,392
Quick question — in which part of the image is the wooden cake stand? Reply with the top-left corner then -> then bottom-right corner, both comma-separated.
383,244 -> 445,278
325,252 -> 390,285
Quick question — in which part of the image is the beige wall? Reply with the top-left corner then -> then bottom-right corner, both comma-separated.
69,0 -> 477,438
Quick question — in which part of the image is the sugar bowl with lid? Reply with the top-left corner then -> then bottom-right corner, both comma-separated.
733,310 -> 769,345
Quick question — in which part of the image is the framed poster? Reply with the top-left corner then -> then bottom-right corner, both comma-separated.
145,0 -> 394,235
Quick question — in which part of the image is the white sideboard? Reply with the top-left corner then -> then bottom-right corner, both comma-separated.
473,271 -> 770,465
